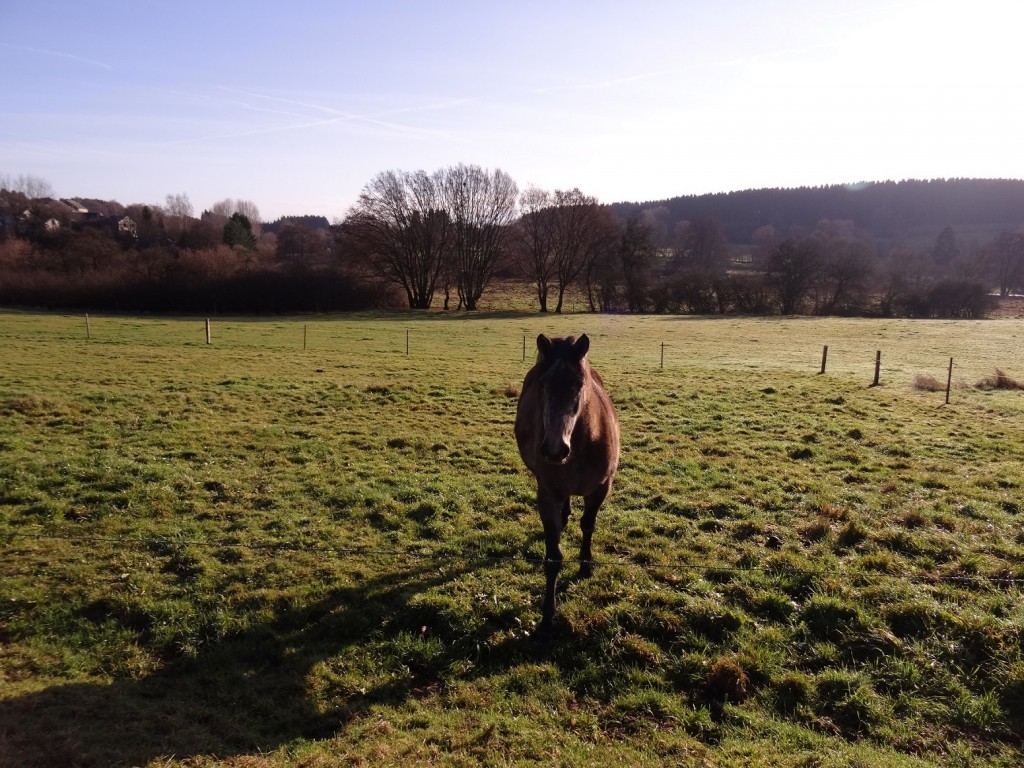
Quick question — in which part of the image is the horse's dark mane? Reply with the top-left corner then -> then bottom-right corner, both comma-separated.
535,335 -> 579,368
526,336 -> 594,389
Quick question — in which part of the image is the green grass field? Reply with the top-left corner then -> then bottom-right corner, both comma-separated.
2,308 -> 1024,767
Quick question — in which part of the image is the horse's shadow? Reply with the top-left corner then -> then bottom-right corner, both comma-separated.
0,563 -> 505,767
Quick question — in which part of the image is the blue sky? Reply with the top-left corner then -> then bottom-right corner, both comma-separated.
2,0 -> 1020,221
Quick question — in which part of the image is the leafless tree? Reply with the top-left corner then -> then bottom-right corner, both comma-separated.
440,164 -> 518,311
516,187 -> 613,313
516,187 -> 558,312
985,231 -> 1024,297
809,222 -> 876,315
814,240 -> 875,315
0,173 -> 55,199
765,238 -> 823,315
210,198 -> 262,237
549,189 -> 611,313
164,192 -> 194,239
676,217 -> 729,273
339,169 -> 452,309
235,199 -> 262,237
276,222 -> 329,270
751,224 -> 776,265
619,216 -> 656,313
583,237 -> 619,313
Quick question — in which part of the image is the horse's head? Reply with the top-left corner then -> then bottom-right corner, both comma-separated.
535,333 -> 590,465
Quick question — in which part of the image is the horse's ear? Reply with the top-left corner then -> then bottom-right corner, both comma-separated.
573,334 -> 590,360
537,334 -> 552,356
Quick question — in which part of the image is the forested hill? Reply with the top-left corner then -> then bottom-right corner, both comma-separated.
610,178 -> 1024,246
261,215 -> 330,235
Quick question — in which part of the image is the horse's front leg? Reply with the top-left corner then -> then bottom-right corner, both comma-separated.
579,482 -> 610,579
535,495 -> 567,643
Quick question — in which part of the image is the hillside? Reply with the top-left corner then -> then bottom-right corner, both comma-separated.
610,178 -> 1024,249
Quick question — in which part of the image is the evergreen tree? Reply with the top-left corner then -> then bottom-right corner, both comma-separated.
223,212 -> 257,250
932,225 -> 959,266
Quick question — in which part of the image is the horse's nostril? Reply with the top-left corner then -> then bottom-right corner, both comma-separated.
542,443 -> 571,464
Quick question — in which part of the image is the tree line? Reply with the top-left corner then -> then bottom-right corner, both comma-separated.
1,171 -> 1022,317
0,185 -> 387,312
612,178 -> 1024,245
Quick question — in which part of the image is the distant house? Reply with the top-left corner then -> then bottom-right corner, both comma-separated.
118,216 -> 137,239
62,199 -> 89,215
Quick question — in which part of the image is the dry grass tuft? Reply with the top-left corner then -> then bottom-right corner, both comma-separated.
975,369 -> 1024,390
912,374 -> 943,392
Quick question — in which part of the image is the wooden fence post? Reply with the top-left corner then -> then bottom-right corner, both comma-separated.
819,345 -> 828,374
406,329 -> 410,356
871,350 -> 881,386
660,342 -> 666,370
945,357 -> 954,404
85,314 -> 91,340
206,318 -> 211,345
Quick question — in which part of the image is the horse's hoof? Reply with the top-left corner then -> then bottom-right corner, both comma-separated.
578,561 -> 593,579
532,625 -> 554,645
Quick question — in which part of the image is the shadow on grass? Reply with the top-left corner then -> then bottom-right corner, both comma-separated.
0,563 -> 501,767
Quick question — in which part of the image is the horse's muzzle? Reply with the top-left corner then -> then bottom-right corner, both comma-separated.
541,442 -> 571,465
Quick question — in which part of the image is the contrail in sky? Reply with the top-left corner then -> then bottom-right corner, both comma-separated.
1,43 -> 111,70
158,86 -> 471,145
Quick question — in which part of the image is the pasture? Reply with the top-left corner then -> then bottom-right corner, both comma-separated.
2,309 -> 1024,767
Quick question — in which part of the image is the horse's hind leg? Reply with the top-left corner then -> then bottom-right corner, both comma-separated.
579,482 -> 610,579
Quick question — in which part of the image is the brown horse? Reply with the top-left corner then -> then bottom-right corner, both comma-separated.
514,334 -> 620,641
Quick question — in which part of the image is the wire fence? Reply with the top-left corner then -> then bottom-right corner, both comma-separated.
6,529 -> 1023,589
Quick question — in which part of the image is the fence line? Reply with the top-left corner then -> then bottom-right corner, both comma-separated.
6,530 -> 1022,588
48,315 -> 1012,390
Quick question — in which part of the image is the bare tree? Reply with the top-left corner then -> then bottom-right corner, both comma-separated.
877,248 -> 932,317
164,192 -> 194,239
235,199 -> 262,237
986,231 -> 1024,297
810,222 -> 876,315
440,164 -> 518,311
210,199 -> 234,218
677,217 -> 729,273
583,232 -> 620,313
619,216 -> 656,313
516,187 -> 558,312
339,169 -> 452,309
815,239 -> 875,315
276,222 -> 329,270
548,189 -> 609,313
211,198 -> 262,237
0,173 -> 55,199
516,187 -> 612,313
751,224 -> 776,266
765,237 -> 823,315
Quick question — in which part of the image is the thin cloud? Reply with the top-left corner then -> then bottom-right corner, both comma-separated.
158,86 -> 473,146
215,86 -> 480,121
532,69 -> 671,95
213,86 -> 346,117
154,86 -> 326,122
159,108 -> 457,147
1,43 -> 111,70
160,117 -> 343,147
